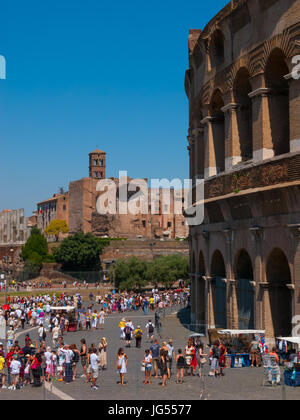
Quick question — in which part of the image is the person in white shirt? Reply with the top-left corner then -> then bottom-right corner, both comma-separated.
60,345 -> 74,383
38,326 -> 46,343
10,355 -> 21,390
7,327 -> 15,348
166,339 -> 175,379
90,348 -> 99,390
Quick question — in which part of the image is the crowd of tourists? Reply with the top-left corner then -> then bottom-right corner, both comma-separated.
1,288 -> 189,331
0,326 -> 207,391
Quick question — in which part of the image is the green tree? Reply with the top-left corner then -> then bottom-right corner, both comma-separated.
109,257 -> 148,291
22,227 -> 48,262
21,227 -> 53,278
53,232 -> 109,271
44,219 -> 69,241
147,255 -> 189,288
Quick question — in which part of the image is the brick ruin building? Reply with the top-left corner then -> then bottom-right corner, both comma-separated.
37,150 -> 188,241
186,0 -> 300,339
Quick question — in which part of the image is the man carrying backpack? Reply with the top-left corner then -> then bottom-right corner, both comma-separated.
134,326 -> 143,348
146,320 -> 155,343
124,323 -> 133,348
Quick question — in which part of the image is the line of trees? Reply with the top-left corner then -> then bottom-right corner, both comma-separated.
109,255 -> 189,291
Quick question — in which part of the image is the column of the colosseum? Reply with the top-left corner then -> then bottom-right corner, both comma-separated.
192,127 -> 205,179
249,227 -> 263,330
288,226 -> 300,327
201,116 -> 217,178
249,74 -> 274,163
187,132 -> 196,182
222,103 -> 241,171
285,73 -> 300,153
205,277 -> 215,329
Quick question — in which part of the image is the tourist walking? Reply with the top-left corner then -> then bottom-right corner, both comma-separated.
176,349 -> 185,384
116,348 -> 128,386
99,338 -> 107,370
134,326 -> 143,348
143,349 -> 152,385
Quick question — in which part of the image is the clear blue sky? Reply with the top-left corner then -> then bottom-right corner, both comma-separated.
0,0 -> 228,215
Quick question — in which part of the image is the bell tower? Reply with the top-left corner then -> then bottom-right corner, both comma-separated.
89,149 -> 106,179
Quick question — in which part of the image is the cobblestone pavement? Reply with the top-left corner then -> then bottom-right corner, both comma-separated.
1,304 -> 300,400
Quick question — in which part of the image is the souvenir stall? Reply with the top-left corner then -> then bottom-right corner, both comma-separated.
210,329 -> 265,368
278,337 -> 300,387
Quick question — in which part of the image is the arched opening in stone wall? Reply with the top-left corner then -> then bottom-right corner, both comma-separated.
210,90 -> 225,174
198,251 -> 206,332
234,68 -> 253,162
235,249 -> 255,329
211,250 -> 227,328
265,49 -> 290,156
266,248 -> 292,337
209,29 -> 225,68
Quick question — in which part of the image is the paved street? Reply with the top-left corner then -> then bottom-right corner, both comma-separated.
1,304 -> 300,400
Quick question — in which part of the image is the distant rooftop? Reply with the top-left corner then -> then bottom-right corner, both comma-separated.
89,149 -> 106,155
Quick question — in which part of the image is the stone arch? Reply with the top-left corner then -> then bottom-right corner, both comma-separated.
190,252 -> 197,320
233,67 -> 253,161
209,29 -> 225,68
211,250 -> 227,328
234,249 -> 255,329
265,48 -> 290,156
266,248 -> 292,337
210,89 -> 225,173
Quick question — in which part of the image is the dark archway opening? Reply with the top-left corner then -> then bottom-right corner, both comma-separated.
236,249 -> 255,329
266,248 -> 292,337
210,30 -> 225,68
265,49 -> 290,156
211,250 -> 227,328
234,68 -> 253,162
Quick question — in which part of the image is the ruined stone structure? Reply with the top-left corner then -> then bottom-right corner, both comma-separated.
185,0 -> 300,339
36,150 -> 189,240
0,209 -> 31,245
37,192 -> 69,234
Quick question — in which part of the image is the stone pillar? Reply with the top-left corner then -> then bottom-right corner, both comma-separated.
205,277 -> 215,329
249,227 -> 264,330
285,73 -> 300,153
194,272 -> 199,330
223,229 -> 233,329
249,85 -> 274,162
190,273 -> 196,324
259,282 -> 274,339
221,103 -> 241,171
201,117 -> 217,179
228,279 -> 239,329
192,127 -> 205,179
288,224 -> 300,322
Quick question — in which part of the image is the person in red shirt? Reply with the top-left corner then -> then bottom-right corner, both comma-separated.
6,346 -> 15,386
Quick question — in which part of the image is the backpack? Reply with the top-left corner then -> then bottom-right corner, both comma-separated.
124,326 -> 131,335
213,346 -> 220,359
135,329 -> 142,338
148,324 -> 154,334
73,351 -> 79,363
